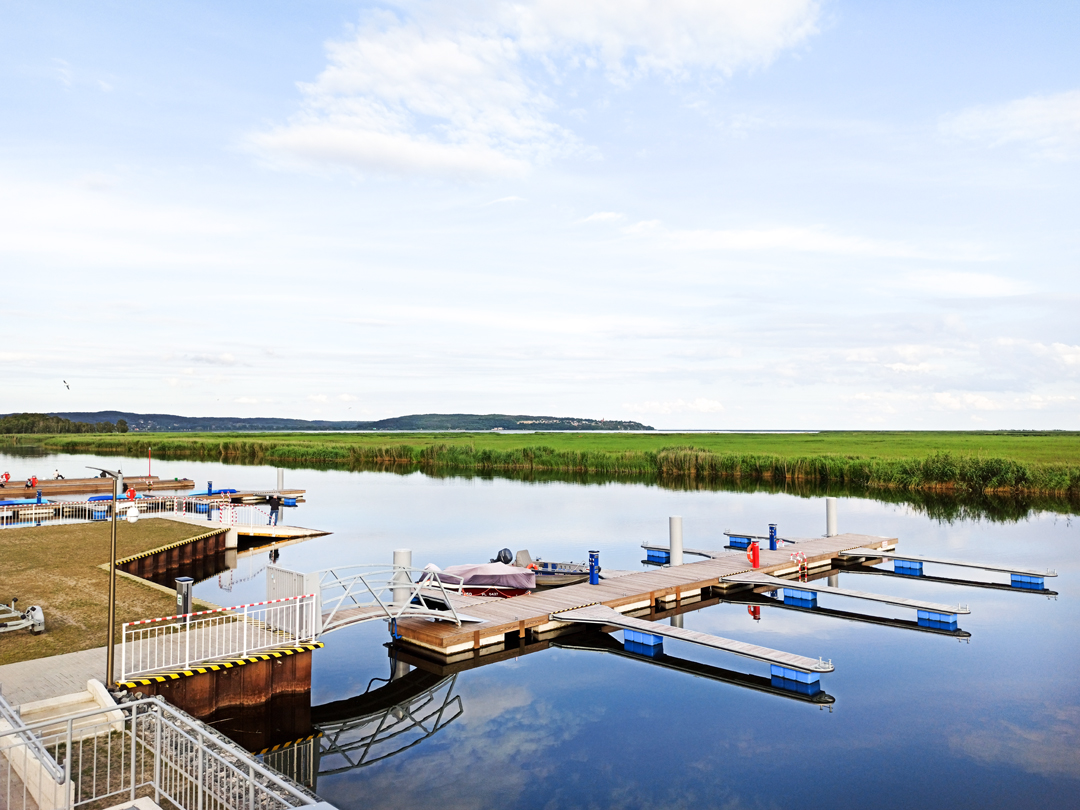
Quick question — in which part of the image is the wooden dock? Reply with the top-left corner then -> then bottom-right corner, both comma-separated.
394,532 -> 896,656
1,475 -> 195,497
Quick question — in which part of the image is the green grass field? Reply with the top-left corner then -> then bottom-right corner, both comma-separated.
16,430 -> 1080,496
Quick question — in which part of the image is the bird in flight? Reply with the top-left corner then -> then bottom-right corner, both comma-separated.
63,380 -> 70,390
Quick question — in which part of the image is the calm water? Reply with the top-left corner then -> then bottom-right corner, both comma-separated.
5,449 -> 1078,810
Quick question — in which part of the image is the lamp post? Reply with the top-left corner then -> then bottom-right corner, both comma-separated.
86,466 -> 134,687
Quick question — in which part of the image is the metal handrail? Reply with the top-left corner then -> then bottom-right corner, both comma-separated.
1,695 -> 319,810
0,687 -> 65,783
316,565 -> 467,633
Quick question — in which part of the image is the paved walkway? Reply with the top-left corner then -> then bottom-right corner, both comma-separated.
0,647 -> 106,707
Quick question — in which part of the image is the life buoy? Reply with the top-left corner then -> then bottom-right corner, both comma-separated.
526,563 -> 539,571
746,545 -> 755,564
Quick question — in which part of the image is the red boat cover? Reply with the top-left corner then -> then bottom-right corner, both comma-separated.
428,562 -> 536,589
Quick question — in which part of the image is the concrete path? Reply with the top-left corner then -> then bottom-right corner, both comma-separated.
0,647 -> 106,707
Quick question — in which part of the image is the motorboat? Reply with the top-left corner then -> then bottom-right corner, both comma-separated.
425,562 -> 535,598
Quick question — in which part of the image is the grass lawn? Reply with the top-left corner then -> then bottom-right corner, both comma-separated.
0,518 -> 215,665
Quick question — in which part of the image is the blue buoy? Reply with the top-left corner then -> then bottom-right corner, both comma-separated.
894,559 -> 923,577
782,587 -> 818,608
770,664 -> 821,695
1010,574 -> 1044,590
917,609 -> 958,630
623,628 -> 663,657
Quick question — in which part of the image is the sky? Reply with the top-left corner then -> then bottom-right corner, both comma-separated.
1,0 -> 1078,429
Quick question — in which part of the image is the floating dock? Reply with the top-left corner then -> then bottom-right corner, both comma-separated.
0,475 -> 195,497
393,532 -> 896,656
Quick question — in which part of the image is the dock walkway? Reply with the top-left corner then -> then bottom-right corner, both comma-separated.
395,532 -> 895,655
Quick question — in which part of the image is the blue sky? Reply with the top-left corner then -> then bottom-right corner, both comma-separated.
2,1 -> 1078,428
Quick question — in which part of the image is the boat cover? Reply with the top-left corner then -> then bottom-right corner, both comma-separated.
426,562 -> 535,589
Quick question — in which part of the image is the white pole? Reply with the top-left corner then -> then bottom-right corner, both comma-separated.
826,497 -> 838,537
392,549 -> 412,607
669,516 -> 683,566
276,468 -> 284,491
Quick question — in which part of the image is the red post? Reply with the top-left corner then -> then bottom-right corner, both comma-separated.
751,541 -> 760,569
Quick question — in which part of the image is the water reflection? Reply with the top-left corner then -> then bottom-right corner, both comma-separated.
14,445 -> 1078,522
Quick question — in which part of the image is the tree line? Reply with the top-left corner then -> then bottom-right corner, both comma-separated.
0,413 -> 129,434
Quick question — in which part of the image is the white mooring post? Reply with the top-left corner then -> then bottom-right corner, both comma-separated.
669,516 -> 684,566
826,497 -> 839,587
276,468 -> 284,491
392,548 -> 413,606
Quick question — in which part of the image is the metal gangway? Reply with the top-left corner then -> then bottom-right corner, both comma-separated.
267,563 -> 484,638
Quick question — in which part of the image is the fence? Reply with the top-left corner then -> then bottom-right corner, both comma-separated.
121,595 -> 318,682
0,691 -> 323,810
0,496 -> 281,530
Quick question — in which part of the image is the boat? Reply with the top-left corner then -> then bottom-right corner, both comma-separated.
424,562 -> 535,598
493,548 -> 592,588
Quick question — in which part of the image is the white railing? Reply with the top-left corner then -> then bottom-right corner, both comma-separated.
121,594 -> 317,682
316,565 -> 470,633
0,692 -> 323,810
0,496 -> 288,529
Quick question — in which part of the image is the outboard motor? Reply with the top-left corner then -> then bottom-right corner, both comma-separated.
25,606 -> 44,635
494,548 -> 513,565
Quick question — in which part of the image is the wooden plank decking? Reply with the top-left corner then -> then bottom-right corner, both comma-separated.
393,532 -> 896,655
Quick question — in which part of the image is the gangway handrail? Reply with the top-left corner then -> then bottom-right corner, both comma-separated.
839,547 -> 1057,577
313,564 -> 478,634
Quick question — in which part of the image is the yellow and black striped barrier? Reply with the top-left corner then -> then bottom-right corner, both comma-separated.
118,642 -> 323,688
254,732 -> 324,755
114,527 -> 229,567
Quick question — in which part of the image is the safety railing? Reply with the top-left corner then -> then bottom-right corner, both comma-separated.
0,496 -> 287,529
0,694 -> 322,810
316,566 -> 469,634
121,594 -> 318,682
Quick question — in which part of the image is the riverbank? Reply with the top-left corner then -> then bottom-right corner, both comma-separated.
13,430 -> 1080,496
0,519 -> 216,665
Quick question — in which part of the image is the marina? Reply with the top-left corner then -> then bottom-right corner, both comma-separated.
0,450 -> 1074,810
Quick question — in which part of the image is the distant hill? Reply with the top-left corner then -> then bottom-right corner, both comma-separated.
42,411 -> 654,432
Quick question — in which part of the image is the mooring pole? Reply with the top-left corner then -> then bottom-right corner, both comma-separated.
276,468 -> 284,492
669,516 -> 683,567
392,549 -> 412,606
826,497 -> 838,537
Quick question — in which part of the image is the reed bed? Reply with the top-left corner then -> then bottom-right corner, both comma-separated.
22,432 -> 1080,497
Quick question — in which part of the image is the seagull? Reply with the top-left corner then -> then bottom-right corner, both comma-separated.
63,380 -> 69,390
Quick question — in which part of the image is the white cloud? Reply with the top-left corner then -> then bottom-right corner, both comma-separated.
885,362 -> 934,373
933,392 -> 1076,411
338,393 -> 357,402
234,397 -> 259,404
578,211 -> 623,223
942,89 -> 1080,159
509,0 -> 820,79
622,222 -> 986,260
253,1 -> 821,177
892,271 -> 1028,297
623,397 -> 725,414
308,394 -> 328,403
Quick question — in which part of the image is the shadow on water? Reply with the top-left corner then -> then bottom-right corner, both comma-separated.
16,446 -> 1079,523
